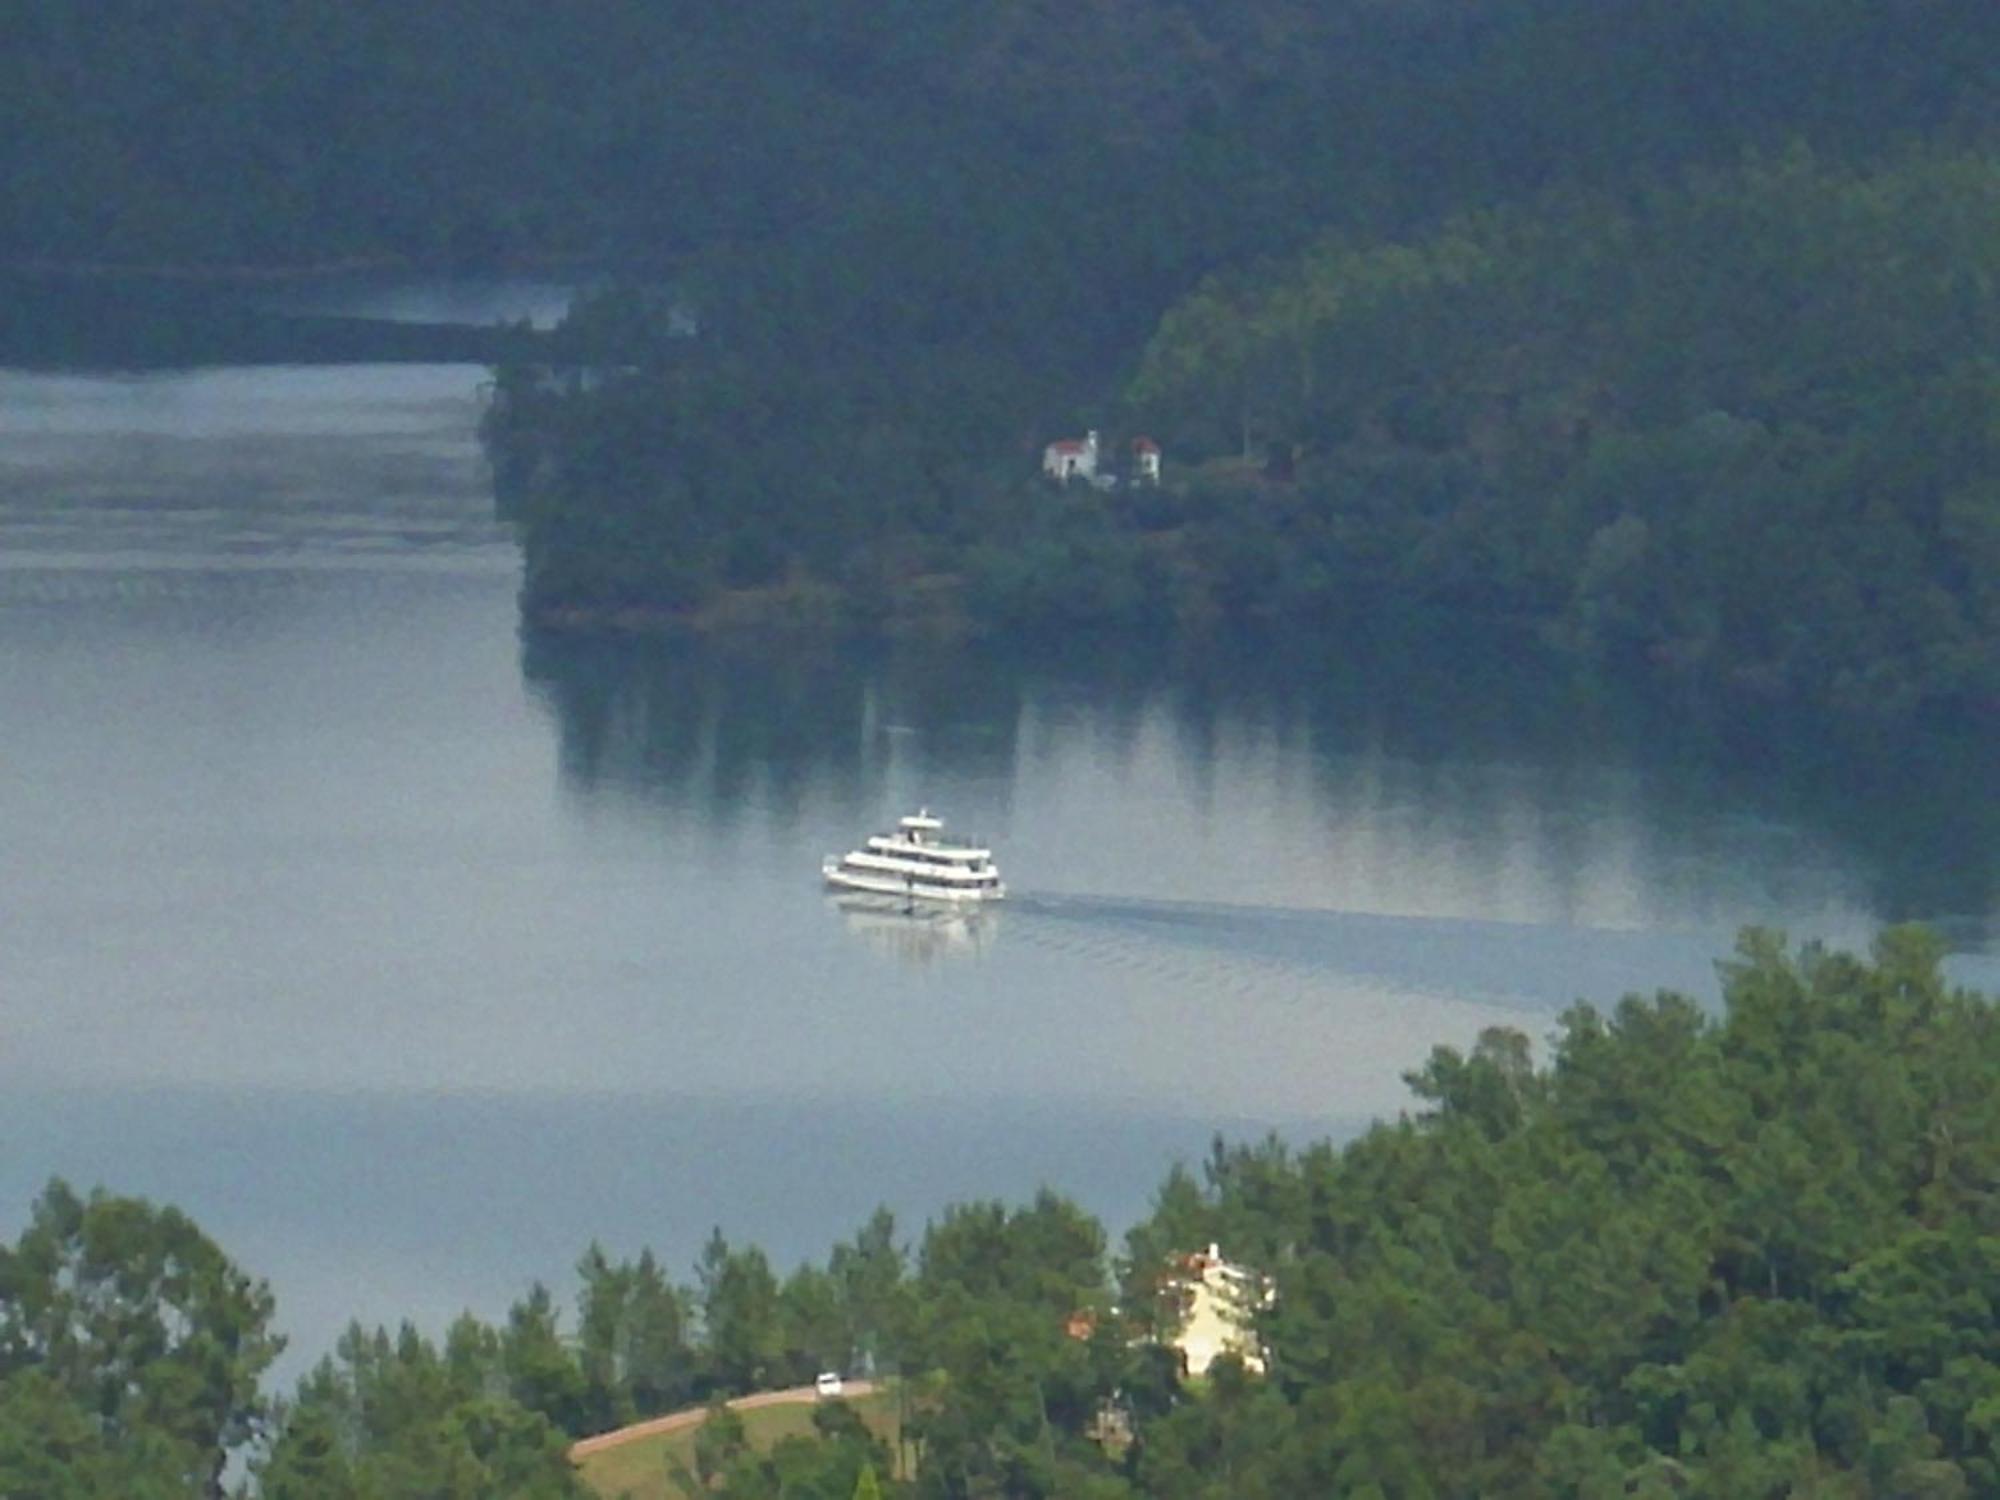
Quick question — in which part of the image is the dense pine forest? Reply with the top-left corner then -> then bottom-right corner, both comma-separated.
1127,147 -> 2000,720
7,0 -> 1997,720
5,933 -> 1996,1496
10,1 -> 1982,274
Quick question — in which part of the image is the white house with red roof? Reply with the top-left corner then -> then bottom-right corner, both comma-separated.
1043,429 -> 1100,482
1131,436 -> 1162,484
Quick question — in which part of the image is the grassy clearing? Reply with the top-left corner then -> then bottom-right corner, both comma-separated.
576,1389 -> 903,1500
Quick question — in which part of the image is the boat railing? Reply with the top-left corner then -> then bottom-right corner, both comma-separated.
880,833 -> 992,857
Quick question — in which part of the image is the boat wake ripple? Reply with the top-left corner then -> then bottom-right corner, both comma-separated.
1001,892 -> 1733,1015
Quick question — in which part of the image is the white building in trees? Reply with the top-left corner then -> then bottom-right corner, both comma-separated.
1042,429 -> 1100,481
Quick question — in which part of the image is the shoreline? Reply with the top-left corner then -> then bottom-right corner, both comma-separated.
0,252 -> 613,284
516,588 -> 1999,739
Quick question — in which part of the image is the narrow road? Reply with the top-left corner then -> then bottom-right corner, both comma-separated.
570,1381 -> 879,1460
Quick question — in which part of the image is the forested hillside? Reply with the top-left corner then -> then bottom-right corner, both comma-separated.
1130,148 -> 2000,719
11,1 -> 1998,719
8,933 -> 1997,1496
485,140 -> 1998,722
9,1 -> 1990,273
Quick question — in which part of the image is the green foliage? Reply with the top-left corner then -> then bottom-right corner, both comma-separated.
659,1395 -> 898,1500
576,1242 -> 695,1432
1131,148 -> 2000,719
692,1398 -> 749,1487
724,1401 -> 895,1500
507,1281 -> 593,1435
542,927 -> 1985,1497
486,142 -> 2000,724
1109,927 -> 2000,1497
8,3 -> 2000,722
7,929 -> 1997,1498
894,1193 -> 1140,1499
6,0 -> 1993,274
0,1368 -> 203,1500
698,1230 -> 786,1396
458,2 -> 2000,727
831,1206 -> 912,1375
258,1318 -> 587,1499
0,1179 -> 282,1499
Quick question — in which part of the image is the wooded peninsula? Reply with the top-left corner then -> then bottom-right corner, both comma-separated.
6,0 -> 1995,723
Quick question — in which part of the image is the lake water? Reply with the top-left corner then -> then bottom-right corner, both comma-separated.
3,305 -> 1995,1378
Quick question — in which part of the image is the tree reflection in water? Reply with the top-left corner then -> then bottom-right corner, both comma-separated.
519,626 -> 1997,947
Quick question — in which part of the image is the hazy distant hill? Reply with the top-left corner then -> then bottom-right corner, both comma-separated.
4,0 -> 1993,274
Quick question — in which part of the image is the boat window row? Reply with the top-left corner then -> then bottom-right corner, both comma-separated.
870,842 -> 988,868
848,856 -> 995,881
836,863 -> 998,889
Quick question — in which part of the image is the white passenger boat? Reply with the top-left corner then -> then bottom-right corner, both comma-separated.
822,809 -> 1005,903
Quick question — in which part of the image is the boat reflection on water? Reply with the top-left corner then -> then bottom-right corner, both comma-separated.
827,892 -> 997,965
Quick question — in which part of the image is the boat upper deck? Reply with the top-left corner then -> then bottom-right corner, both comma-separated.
865,833 -> 992,864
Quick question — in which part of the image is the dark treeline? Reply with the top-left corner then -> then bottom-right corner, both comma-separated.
1128,147 -> 2000,721
468,2 -> 1993,725
10,2 -> 1989,273
5,932 -> 1997,1497
10,1 -> 1997,720
0,272 -> 540,369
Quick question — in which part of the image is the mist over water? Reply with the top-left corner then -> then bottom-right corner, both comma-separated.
2,311 -> 1993,1375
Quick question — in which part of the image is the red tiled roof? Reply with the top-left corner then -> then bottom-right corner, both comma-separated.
1047,438 -> 1088,454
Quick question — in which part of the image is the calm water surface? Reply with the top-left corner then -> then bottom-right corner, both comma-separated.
2,328 -> 1994,1373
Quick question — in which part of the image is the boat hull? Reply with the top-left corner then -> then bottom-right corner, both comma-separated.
822,863 -> 1005,903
